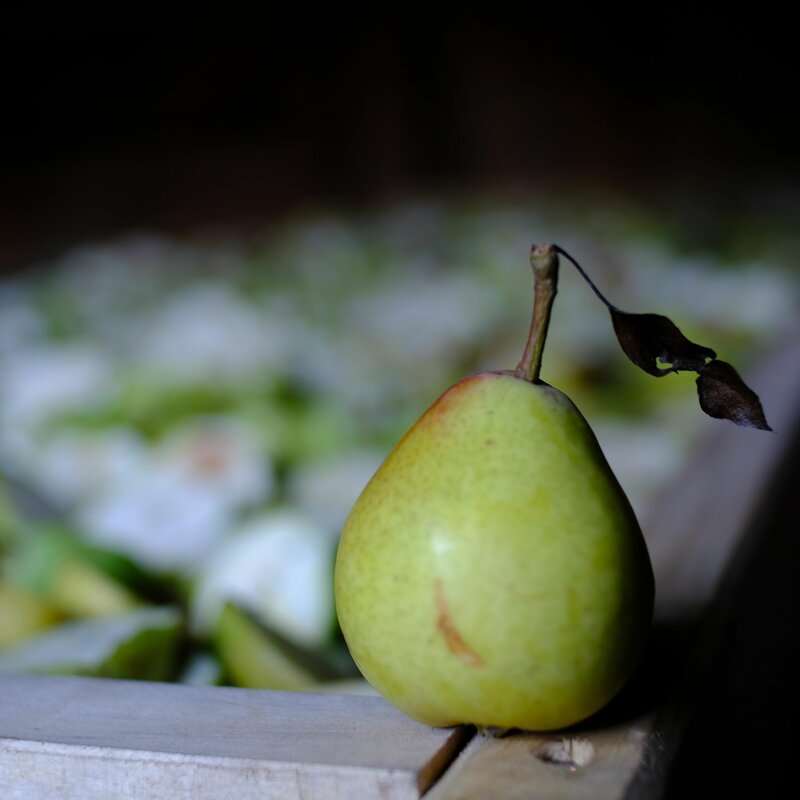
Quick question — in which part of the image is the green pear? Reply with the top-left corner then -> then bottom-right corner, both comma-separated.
334,245 -> 654,731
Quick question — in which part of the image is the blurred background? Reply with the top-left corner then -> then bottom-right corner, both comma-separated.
1,7 -> 799,266
0,7 -> 798,793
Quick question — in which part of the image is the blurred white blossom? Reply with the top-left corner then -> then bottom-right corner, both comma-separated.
287,450 -> 384,533
348,271 -> 497,365
78,465 -> 235,573
191,510 -> 335,647
0,343 -> 112,427
22,428 -> 148,508
0,290 -> 45,359
593,419 -> 689,519
135,282 -> 292,380
159,416 -> 274,509
77,416 -> 274,573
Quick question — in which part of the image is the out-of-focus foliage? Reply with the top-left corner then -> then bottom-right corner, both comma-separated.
0,197 -> 797,686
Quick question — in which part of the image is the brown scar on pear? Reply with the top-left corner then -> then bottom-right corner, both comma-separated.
435,579 -> 485,666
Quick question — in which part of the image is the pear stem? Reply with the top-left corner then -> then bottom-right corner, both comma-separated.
515,244 -> 559,383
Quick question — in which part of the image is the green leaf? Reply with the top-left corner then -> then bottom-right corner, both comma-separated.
0,606 -> 182,680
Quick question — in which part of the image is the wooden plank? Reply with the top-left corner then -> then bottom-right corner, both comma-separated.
427,720 -> 653,800
0,674 -> 472,799
427,329 -> 800,800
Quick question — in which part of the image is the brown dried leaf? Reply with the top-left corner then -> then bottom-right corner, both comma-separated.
607,308 -> 770,429
552,243 -> 771,431
696,360 -> 772,431
610,308 -> 717,376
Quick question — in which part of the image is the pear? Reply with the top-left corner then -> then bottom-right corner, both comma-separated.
334,245 -> 654,731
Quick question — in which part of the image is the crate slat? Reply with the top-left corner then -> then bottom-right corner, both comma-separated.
0,675 -> 471,799
427,719 -> 654,800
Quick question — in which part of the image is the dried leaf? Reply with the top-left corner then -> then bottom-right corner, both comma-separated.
609,308 -> 717,376
696,360 -> 772,431
552,244 -> 771,431
609,308 -> 770,429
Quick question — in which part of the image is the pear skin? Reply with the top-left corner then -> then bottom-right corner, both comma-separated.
334,371 -> 654,731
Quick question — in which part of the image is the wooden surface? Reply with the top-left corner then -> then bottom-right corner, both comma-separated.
1,331 -> 798,799
0,674 -> 470,799
428,720 -> 654,800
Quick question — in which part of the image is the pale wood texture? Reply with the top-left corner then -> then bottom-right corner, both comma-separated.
428,721 -> 654,800
0,674 -> 471,799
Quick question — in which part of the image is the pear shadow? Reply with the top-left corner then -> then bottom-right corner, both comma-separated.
583,614 -> 705,730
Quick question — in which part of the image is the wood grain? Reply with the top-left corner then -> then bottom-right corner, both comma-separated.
0,674 -> 471,799
428,719 -> 654,800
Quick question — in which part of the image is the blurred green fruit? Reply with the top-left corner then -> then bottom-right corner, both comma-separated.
0,583 -> 61,648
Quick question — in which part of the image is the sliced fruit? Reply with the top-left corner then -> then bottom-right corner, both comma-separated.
191,509 -> 336,648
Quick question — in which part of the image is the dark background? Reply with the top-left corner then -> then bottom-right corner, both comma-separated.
1,6 -> 798,268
